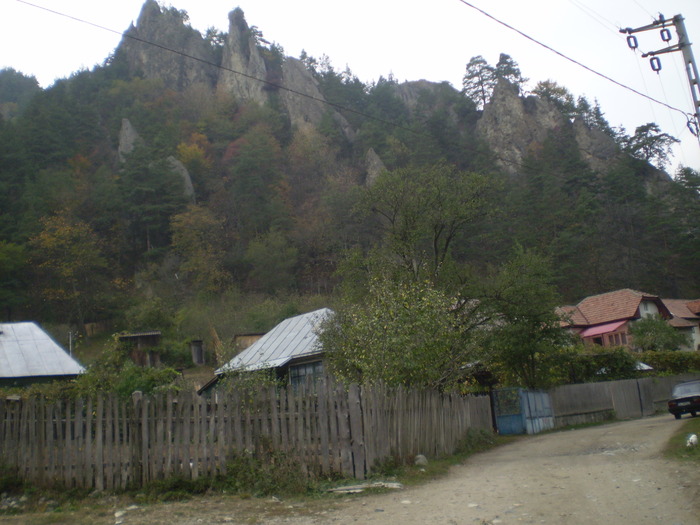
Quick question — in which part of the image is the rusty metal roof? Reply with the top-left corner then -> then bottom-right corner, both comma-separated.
217,308 -> 332,373
0,322 -> 85,378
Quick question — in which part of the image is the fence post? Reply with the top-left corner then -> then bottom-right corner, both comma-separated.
130,391 -> 143,486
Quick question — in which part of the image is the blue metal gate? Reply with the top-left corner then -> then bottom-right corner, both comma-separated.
494,388 -> 554,435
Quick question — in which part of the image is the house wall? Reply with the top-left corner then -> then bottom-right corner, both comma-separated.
681,325 -> 700,352
639,300 -> 660,318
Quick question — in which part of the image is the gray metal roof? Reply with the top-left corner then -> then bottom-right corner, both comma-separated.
217,308 -> 332,374
0,322 -> 85,378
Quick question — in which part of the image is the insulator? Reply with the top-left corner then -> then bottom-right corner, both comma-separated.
626,35 -> 638,50
660,28 -> 672,42
650,56 -> 662,72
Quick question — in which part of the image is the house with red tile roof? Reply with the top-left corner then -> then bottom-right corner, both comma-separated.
662,299 -> 700,351
558,289 -> 700,350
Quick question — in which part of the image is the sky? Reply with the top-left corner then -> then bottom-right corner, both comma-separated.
2,0 -> 700,174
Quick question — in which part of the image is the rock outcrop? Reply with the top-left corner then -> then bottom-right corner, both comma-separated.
216,7 -> 268,105
477,79 -> 568,173
476,79 -> 623,175
117,118 -> 143,163
118,3 -> 353,141
571,117 -> 620,173
118,118 -> 195,202
365,148 -> 387,185
119,0 -> 218,91
116,1 -> 639,181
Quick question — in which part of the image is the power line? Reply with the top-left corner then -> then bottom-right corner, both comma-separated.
15,0 -> 416,134
456,0 -> 692,121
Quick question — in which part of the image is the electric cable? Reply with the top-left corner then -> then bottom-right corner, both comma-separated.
456,0 -> 691,120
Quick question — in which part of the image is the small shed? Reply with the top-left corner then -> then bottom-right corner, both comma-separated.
200,308 -> 332,393
118,331 -> 162,367
0,322 -> 85,387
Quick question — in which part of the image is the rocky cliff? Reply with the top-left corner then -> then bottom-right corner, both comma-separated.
118,2 -> 352,140
117,1 -> 641,179
119,0 -> 219,91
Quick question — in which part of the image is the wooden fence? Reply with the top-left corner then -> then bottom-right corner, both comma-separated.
0,381 -> 492,490
549,373 -> 700,427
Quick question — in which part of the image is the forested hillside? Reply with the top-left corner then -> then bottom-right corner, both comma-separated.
1,1 -> 699,353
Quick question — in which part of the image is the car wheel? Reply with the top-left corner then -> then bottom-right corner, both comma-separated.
675,413 -> 682,419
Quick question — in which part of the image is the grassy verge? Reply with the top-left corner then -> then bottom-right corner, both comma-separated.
664,416 -> 700,462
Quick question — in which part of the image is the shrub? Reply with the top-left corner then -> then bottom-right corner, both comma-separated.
548,346 -> 639,384
637,351 -> 700,375
216,438 -> 310,496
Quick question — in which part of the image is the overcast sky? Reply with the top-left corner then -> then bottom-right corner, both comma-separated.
3,0 -> 700,173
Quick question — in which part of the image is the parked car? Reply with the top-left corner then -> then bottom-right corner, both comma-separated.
668,380 -> 700,419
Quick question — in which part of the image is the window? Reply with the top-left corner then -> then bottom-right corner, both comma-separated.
288,361 -> 324,388
621,333 -> 628,345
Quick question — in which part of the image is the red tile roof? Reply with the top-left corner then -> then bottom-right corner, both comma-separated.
662,299 -> 700,320
556,305 -> 588,325
572,289 -> 657,326
685,299 -> 700,316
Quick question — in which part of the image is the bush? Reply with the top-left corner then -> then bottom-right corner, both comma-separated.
216,438 -> 310,496
548,346 -> 639,384
637,351 -> 700,375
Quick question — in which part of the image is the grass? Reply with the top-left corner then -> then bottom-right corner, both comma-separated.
664,415 -> 700,462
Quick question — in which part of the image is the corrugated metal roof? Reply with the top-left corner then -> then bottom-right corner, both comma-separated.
217,308 -> 332,374
0,322 -> 85,378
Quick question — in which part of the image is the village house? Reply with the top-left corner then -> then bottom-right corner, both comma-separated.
559,289 -> 700,351
0,322 -> 85,387
662,299 -> 700,351
199,308 -> 332,394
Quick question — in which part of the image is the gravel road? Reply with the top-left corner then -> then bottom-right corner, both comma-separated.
4,414 -> 698,525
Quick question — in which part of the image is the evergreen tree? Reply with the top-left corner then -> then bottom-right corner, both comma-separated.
462,55 -> 496,109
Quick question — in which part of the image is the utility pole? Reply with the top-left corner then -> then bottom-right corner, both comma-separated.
621,14 -> 700,137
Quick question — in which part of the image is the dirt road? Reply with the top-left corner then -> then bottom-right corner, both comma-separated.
4,415 -> 699,525
300,415 -> 699,525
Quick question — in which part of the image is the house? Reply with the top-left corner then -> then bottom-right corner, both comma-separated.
199,308 -> 332,394
559,289 -> 672,349
0,322 -> 85,387
662,299 -> 700,351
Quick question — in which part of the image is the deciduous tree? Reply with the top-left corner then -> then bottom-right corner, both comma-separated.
477,247 -> 570,388
321,277 -> 473,390
629,314 -> 691,351
29,214 -> 108,329
360,162 -> 495,283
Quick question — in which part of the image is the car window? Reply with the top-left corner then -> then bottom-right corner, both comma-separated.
673,383 -> 700,396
